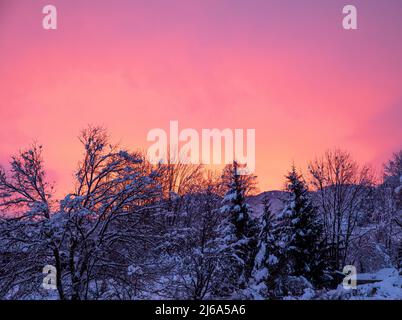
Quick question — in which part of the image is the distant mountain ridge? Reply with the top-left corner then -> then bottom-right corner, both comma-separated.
246,190 -> 289,217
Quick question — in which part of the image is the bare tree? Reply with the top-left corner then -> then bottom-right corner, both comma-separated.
308,149 -> 374,271
384,151 -> 402,184
154,147 -> 205,228
0,144 -> 66,299
175,178 -> 222,299
373,184 -> 399,251
379,151 -> 402,270
60,126 -> 162,299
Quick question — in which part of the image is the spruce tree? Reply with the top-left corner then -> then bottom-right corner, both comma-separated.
250,195 -> 280,299
214,161 -> 257,297
278,166 -> 328,287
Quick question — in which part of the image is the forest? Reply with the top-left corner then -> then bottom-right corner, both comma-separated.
0,126 -> 401,300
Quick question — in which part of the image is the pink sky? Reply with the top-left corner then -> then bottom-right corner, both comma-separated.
1,0 -> 402,198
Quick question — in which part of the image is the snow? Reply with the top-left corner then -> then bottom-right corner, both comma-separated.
268,254 -> 278,265
127,265 -> 143,276
358,267 -> 397,281
253,267 -> 269,282
323,268 -> 402,300
223,192 -> 238,202
255,243 -> 266,266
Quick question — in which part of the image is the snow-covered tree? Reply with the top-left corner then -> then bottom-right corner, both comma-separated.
394,175 -> 402,272
278,166 -> 328,287
381,151 -> 402,272
213,161 -> 258,298
59,126 -> 162,300
0,144 -> 63,299
249,195 -> 279,299
0,127 -> 165,300
172,181 -> 222,299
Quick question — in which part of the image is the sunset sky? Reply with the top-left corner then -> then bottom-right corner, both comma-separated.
1,0 -> 402,198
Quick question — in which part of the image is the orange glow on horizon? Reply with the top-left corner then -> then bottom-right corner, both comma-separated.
1,0 -> 401,199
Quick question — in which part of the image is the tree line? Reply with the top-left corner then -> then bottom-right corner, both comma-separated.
0,126 -> 401,299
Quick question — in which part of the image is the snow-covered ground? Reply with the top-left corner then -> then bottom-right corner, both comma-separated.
322,268 -> 402,300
